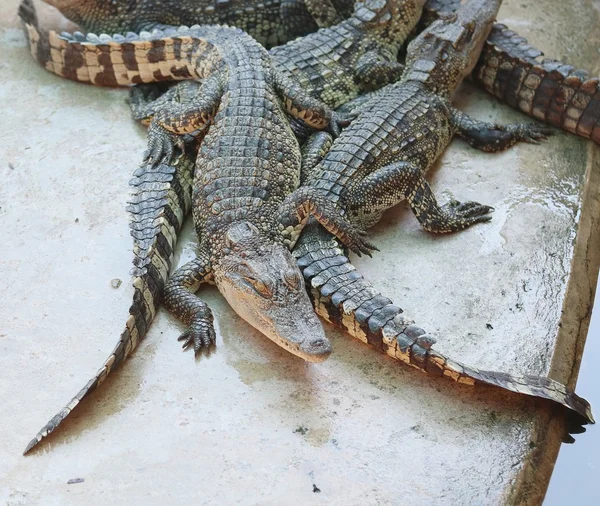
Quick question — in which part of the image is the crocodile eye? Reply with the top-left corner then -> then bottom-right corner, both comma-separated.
284,270 -> 301,290
248,278 -> 273,299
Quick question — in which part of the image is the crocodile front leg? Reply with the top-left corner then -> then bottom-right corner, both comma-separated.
129,82 -> 203,126
345,161 -> 494,233
449,108 -> 554,152
354,51 -> 405,91
152,73 -> 224,136
277,187 -> 378,256
163,252 -> 216,354
272,70 -> 352,136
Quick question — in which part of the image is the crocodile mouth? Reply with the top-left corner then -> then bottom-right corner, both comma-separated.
268,324 -> 332,362
242,301 -> 333,362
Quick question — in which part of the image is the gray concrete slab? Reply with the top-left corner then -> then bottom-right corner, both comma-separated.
0,0 -> 599,504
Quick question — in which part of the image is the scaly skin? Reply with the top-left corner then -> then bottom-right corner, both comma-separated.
285,0 -> 593,427
23,24 -> 369,454
22,145 -> 197,456
33,0 -> 354,47
126,0 -> 427,142
423,0 -> 600,144
120,0 -> 427,327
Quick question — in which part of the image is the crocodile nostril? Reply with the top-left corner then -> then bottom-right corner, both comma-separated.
310,339 -> 326,348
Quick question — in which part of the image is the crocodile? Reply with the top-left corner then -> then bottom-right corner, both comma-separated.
20,0 -> 419,108
19,0 -> 594,451
30,0 -> 354,47
23,23 -> 370,454
280,0 -> 594,428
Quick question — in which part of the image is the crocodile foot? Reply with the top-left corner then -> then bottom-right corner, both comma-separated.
329,111 -> 357,136
441,199 -> 494,226
504,123 -> 555,144
143,121 -> 185,168
178,308 -> 217,354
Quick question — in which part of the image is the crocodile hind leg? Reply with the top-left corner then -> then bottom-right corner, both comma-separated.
345,161 -> 494,233
449,108 -> 554,152
163,251 -> 216,354
303,0 -> 345,26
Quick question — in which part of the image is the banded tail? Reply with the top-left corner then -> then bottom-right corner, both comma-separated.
472,24 -> 600,145
19,0 -> 222,87
23,147 -> 196,455
292,222 -> 594,432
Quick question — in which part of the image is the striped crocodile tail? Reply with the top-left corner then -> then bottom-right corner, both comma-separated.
23,279 -> 157,455
292,221 -> 594,433
471,24 -> 600,145
19,0 -> 223,87
23,146 -> 195,455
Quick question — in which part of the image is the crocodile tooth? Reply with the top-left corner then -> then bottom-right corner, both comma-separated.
190,24 -> 201,30
126,32 -> 138,40
60,31 -> 73,41
139,31 -> 152,40
177,25 -> 190,33
112,34 -> 125,42
99,34 -> 112,42
86,33 -> 100,42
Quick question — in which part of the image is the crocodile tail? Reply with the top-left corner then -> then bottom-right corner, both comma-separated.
23,147 -> 196,455
23,282 -> 154,455
292,221 -> 595,430
472,24 -> 600,145
18,0 -> 219,86
128,145 -> 196,278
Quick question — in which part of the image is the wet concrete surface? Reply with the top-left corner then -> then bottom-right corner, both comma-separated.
0,0 -> 599,504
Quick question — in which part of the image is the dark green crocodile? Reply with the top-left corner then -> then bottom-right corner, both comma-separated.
283,0 -> 594,428
23,23 -> 369,454
18,0 -> 596,452
31,0 -> 354,47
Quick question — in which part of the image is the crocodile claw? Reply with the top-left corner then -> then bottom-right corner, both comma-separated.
329,111 -> 357,137
443,200 -> 494,225
343,224 -> 379,257
178,311 -> 217,354
516,123 -> 555,144
143,121 -> 184,168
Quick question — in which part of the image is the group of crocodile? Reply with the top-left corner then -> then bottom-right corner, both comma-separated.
18,0 -> 598,455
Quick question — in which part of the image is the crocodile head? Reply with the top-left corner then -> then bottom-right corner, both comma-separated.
353,0 -> 427,43
403,0 -> 502,96
214,222 -> 332,362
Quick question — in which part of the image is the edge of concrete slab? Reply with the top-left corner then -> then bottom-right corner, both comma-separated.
508,146 -> 600,505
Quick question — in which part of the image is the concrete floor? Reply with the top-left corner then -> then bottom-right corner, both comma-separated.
1,0 -> 599,504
